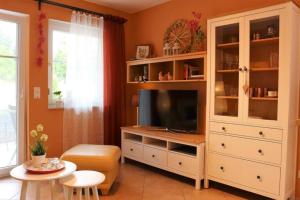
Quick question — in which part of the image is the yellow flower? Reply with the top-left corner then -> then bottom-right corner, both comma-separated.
36,124 -> 44,132
40,133 -> 48,142
30,130 -> 38,138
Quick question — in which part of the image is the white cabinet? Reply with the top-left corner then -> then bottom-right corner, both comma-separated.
121,127 -> 205,190
206,2 -> 300,200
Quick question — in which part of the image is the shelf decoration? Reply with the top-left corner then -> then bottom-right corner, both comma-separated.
37,12 -> 46,67
163,12 -> 205,55
188,12 -> 205,52
163,19 -> 192,54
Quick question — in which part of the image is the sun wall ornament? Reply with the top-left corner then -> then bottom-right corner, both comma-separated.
163,12 -> 205,55
37,11 -> 46,67
163,19 -> 192,54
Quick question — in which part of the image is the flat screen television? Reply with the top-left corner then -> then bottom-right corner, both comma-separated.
138,89 -> 198,133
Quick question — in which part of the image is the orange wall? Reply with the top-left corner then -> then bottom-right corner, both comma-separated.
0,0 -> 132,158
128,0 -> 299,57
2,0 -> 300,197
127,0 -> 300,197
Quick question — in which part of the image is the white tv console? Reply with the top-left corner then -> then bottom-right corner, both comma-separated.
121,126 -> 205,189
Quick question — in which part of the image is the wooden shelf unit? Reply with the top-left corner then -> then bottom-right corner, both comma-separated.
249,97 -> 278,101
207,3 -> 300,200
121,126 -> 205,190
216,69 -> 239,73
215,95 -> 238,99
250,37 -> 279,46
216,42 -> 239,49
250,67 -> 278,72
126,52 -> 207,83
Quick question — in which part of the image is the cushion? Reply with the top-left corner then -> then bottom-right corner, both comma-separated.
61,144 -> 121,171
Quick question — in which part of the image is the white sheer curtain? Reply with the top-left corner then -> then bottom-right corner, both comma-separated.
63,11 -> 104,151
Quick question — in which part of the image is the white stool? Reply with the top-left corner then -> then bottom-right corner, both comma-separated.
59,170 -> 105,200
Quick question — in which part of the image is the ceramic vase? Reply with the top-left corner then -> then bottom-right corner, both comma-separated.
31,154 -> 46,167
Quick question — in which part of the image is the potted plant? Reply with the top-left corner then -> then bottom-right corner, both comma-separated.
30,124 -> 48,167
53,90 -> 63,107
188,12 -> 206,52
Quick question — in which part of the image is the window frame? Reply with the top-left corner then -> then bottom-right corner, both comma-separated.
48,19 -> 70,109
0,9 -> 29,176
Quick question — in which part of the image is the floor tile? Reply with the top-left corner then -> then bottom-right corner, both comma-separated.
0,160 -> 272,200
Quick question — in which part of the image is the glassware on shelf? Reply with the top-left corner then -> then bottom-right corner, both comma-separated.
252,32 -> 261,40
269,52 -> 279,68
229,87 -> 238,96
229,35 -> 238,43
266,25 -> 277,38
172,42 -> 180,55
224,84 -> 238,96
223,53 -> 234,70
232,55 -> 239,69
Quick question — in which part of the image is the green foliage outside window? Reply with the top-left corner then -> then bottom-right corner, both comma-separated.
51,31 -> 68,100
0,28 -> 16,81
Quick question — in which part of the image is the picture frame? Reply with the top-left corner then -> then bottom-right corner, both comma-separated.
136,45 -> 151,59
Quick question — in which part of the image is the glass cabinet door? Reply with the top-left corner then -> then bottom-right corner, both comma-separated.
246,15 -> 279,121
212,21 -> 242,119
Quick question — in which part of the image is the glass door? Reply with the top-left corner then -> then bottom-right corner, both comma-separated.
210,18 -> 244,122
244,12 -> 280,124
0,14 -> 25,176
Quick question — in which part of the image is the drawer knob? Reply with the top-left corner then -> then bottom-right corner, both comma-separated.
258,149 -> 263,154
221,143 -> 225,148
222,127 -> 226,131
178,162 -> 182,166
257,175 -> 261,180
259,131 -> 264,136
152,155 -> 155,158
220,166 -> 224,171
130,148 -> 133,151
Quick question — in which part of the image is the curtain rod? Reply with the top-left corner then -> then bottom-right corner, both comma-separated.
35,0 -> 127,24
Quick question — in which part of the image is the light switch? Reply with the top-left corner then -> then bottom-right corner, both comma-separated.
34,87 -> 41,99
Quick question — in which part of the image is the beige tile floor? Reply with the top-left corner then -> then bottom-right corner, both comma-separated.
1,160 -> 271,200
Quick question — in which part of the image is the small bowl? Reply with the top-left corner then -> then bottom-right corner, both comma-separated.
267,91 -> 278,97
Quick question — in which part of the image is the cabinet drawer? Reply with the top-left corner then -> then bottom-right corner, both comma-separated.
143,146 -> 167,166
167,152 -> 197,175
210,122 -> 282,141
208,153 -> 280,195
209,133 -> 281,164
123,141 -> 143,160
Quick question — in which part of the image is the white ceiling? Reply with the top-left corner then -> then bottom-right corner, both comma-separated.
86,0 -> 170,14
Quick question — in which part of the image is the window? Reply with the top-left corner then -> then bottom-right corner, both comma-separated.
0,10 -> 28,175
48,19 -> 70,108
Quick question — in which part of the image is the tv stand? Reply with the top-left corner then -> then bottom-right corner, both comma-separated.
121,126 -> 205,190
147,127 -> 195,134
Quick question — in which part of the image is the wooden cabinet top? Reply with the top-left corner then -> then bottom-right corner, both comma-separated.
121,126 -> 205,145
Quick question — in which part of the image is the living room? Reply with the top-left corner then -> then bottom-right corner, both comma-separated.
0,0 -> 299,199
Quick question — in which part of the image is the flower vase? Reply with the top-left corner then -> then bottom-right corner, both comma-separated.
191,39 -> 205,52
31,154 -> 46,167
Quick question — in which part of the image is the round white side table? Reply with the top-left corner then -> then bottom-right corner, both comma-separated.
10,161 -> 77,200
59,170 -> 105,200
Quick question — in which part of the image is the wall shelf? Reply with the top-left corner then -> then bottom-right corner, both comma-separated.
127,79 -> 206,84
126,52 -> 207,84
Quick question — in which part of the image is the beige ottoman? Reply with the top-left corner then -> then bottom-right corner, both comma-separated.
60,144 -> 121,195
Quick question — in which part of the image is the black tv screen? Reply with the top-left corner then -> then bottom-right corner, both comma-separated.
138,90 -> 198,133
